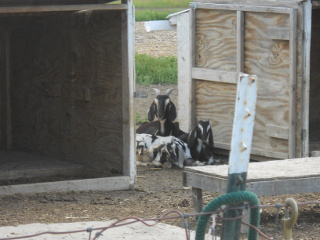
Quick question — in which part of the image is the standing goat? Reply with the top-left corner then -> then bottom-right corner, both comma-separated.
136,88 -> 186,137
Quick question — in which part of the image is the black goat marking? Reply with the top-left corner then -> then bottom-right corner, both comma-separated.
151,134 -> 158,143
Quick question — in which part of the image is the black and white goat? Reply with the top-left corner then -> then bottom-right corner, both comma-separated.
187,120 -> 220,165
136,89 -> 186,138
136,133 -> 204,168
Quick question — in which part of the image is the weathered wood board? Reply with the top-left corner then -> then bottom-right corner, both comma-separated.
0,176 -> 131,196
195,9 -> 237,71
185,157 -> 320,181
184,157 -> 320,197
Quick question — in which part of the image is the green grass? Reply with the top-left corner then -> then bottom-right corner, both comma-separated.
135,54 -> 177,85
135,9 -> 179,21
112,0 -> 190,21
112,1 -> 181,85
135,112 -> 148,124
133,0 -> 189,9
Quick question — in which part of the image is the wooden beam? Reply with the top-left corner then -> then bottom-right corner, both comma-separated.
190,7 -> 196,128
0,176 -> 131,196
288,9 -> 297,158
0,3 -> 127,14
215,142 -> 289,159
237,11 -> 244,74
192,187 -> 203,213
190,0 -> 300,8
192,67 -> 237,84
190,2 -> 295,14
177,11 -> 193,132
122,0 -> 135,186
267,27 -> 290,40
301,0 -> 312,157
265,124 -> 289,140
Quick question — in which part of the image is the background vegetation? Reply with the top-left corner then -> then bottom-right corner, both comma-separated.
113,0 -> 189,21
135,54 -> 177,85
114,1 -> 183,85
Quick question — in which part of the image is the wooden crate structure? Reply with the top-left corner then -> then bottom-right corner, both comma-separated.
0,0 -> 136,194
172,0 -> 320,160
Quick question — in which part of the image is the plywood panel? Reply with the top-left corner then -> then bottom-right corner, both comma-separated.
195,80 -> 289,157
195,9 -> 237,71
244,12 -> 290,90
195,80 -> 237,145
244,12 -> 291,157
9,11 -> 124,172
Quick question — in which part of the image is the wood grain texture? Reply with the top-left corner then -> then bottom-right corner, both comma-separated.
195,9 -> 237,71
244,12 -> 291,157
184,157 -> 320,196
185,156 -> 320,180
195,80 -> 290,157
193,0 -> 300,8
7,11 -> 125,173
177,11 -> 193,132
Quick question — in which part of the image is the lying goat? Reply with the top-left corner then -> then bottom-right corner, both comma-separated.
136,133 -> 204,168
136,88 -> 186,137
187,120 -> 220,165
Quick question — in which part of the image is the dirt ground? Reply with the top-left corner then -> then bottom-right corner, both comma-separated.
0,22 -> 320,240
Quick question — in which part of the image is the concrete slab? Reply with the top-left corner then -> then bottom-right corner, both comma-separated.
0,220 -> 216,240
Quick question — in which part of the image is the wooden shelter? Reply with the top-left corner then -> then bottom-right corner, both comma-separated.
0,0 -> 136,194
171,0 -> 320,160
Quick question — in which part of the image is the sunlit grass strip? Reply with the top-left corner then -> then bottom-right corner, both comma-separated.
135,9 -> 180,21
136,54 -> 177,85
134,0 -> 190,8
135,112 -> 148,124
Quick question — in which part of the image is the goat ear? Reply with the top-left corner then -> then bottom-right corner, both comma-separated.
187,128 -> 197,148
148,102 -> 156,121
167,102 -> 177,121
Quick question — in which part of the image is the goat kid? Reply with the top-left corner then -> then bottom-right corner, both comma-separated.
187,120 -> 220,165
136,133 -> 204,168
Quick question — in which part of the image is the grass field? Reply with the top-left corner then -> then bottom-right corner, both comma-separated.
113,0 -> 189,21
132,1 -> 182,85
135,54 -> 177,85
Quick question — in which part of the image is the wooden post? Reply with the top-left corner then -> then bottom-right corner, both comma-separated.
221,73 -> 258,240
122,0 -> 136,187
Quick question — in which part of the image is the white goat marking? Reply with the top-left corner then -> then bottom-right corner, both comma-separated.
159,119 -> 166,136
198,123 -> 204,135
164,98 -> 170,108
